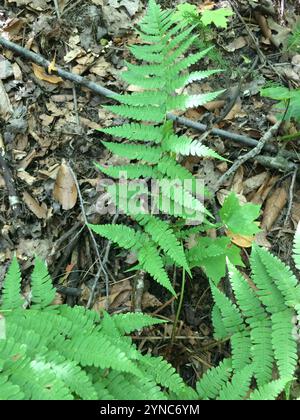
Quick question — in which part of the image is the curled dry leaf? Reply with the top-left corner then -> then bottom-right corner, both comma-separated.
53,161 -> 78,210
32,63 -> 63,84
261,186 -> 288,231
226,229 -> 256,248
23,191 -> 47,219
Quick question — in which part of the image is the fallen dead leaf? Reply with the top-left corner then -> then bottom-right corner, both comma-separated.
32,63 -> 63,84
23,191 -> 47,219
142,292 -> 162,310
53,161 -> 78,210
225,36 -> 247,52
243,172 -> 269,195
0,79 -> 13,120
250,175 -> 279,205
226,230 -> 256,248
261,186 -> 288,231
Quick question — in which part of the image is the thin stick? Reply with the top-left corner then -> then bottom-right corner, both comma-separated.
53,0 -> 61,19
213,121 -> 282,192
67,162 -> 110,309
284,168 -> 297,226
171,269 -> 186,344
0,36 -> 296,161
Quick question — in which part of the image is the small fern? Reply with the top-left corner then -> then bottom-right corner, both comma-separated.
1,225 -> 300,400
0,258 -> 195,400
195,224 -> 300,400
93,0 -> 226,293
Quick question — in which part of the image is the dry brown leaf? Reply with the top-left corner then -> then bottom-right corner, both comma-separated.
23,191 -> 47,219
2,17 -> 25,37
32,63 -> 63,84
261,187 -> 288,231
231,166 -> 244,194
243,172 -> 269,195
250,175 -> 279,205
53,161 -> 78,210
226,230 -> 255,248
291,202 -> 300,227
17,170 -> 36,185
0,79 -> 13,120
142,292 -> 162,310
225,36 -> 247,52
93,280 -> 132,312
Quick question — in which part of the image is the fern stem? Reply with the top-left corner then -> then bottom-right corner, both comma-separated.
171,269 -> 186,344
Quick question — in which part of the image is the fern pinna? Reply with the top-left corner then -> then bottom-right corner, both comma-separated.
0,258 -> 195,400
93,0 -> 225,293
196,224 -> 300,401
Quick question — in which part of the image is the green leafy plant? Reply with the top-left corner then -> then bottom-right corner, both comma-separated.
287,21 -> 300,53
196,224 -> 300,400
93,0 -> 252,293
261,85 -> 300,123
173,3 -> 234,29
172,3 -> 232,67
0,257 -> 196,400
1,225 -> 299,400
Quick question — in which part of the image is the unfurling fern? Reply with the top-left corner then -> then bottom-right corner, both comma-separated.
196,224 -> 300,400
93,0 -> 225,293
0,258 -> 195,400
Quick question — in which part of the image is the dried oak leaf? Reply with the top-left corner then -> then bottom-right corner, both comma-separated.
32,63 -> 63,84
53,162 -> 78,210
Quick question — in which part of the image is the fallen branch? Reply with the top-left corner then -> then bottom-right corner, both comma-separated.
0,36 -> 297,161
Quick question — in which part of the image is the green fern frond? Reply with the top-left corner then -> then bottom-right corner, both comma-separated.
196,359 -> 233,400
211,304 -> 228,339
141,354 -> 190,397
100,123 -> 163,143
250,319 -> 274,386
210,281 -> 244,334
89,224 -> 143,250
102,142 -> 163,163
1,257 -> 23,310
293,222 -> 300,270
218,365 -> 253,400
162,134 -> 224,160
250,245 -> 286,313
104,105 -> 165,123
30,257 -> 56,309
112,312 -> 166,334
136,214 -> 191,273
0,376 -> 24,400
231,331 -> 252,372
271,309 -> 298,380
254,245 -> 300,307
169,69 -> 222,91
249,378 -> 289,401
96,163 -> 156,179
138,243 -> 175,295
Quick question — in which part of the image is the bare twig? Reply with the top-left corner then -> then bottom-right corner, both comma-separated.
0,36 -> 297,161
53,0 -> 61,19
213,121 -> 282,192
67,162 -> 110,309
284,168 -> 298,226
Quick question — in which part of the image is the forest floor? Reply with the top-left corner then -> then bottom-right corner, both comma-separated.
0,0 -> 300,389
